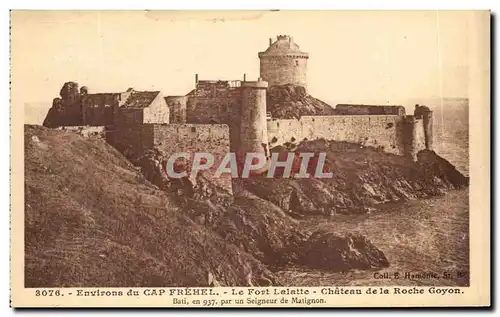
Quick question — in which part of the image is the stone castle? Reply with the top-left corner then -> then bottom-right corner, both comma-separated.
43,35 -> 434,193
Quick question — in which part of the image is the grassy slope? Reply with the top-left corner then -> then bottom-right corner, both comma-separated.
24,125 -> 274,287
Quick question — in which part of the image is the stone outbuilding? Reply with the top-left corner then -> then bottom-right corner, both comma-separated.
116,89 -> 170,126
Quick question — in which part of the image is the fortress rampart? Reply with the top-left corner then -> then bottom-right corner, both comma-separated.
186,87 -> 240,124
335,104 -> 407,116
44,34 -> 435,195
106,122 -> 231,192
266,115 -> 427,159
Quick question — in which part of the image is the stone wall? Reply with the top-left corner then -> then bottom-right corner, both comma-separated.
81,93 -> 120,126
117,108 -> 143,126
165,96 -> 188,123
422,111 -> 433,150
259,55 -> 308,89
414,119 -> 426,154
239,81 -> 269,160
106,123 -> 153,161
108,109 -> 148,160
151,124 -> 232,193
267,115 -> 408,156
267,118 -> 303,147
143,93 -> 170,124
186,87 -> 240,124
56,125 -> 107,139
335,104 -> 406,116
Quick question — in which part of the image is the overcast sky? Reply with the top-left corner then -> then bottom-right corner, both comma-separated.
12,10 -> 473,122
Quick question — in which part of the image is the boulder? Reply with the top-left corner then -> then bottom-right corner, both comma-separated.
297,230 -> 389,271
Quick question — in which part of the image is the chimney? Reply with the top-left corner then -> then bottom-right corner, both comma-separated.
269,38 -> 272,46
195,73 -> 199,85
243,73 -> 247,82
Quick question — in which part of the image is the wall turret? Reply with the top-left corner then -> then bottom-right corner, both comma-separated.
258,35 -> 309,90
422,110 -> 434,150
237,78 -> 270,173
165,96 -> 188,123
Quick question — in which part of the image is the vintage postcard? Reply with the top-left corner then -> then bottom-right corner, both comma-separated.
10,10 -> 490,308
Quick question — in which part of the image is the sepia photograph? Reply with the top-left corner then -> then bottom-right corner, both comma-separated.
10,9 -> 490,307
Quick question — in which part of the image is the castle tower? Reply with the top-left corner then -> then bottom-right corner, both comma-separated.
238,78 -> 270,171
165,96 -> 188,123
403,116 -> 420,161
258,35 -> 309,90
422,110 -> 434,151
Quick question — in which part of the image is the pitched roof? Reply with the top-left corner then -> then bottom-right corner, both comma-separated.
121,91 -> 160,109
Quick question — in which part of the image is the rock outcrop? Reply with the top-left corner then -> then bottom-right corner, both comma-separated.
136,148 -> 233,206
241,139 -> 469,218
43,82 -> 83,128
267,84 -> 337,119
131,135 -> 468,274
297,231 -> 389,271
24,124 -> 469,287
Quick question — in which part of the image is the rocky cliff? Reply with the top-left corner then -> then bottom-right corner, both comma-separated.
24,125 -> 468,287
25,125 -> 394,287
43,82 -> 83,128
266,84 -> 337,119
133,135 -> 467,270
25,125 -> 276,287
241,139 -> 468,218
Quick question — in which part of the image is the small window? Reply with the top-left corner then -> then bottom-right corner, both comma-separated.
295,60 -> 299,66
191,127 -> 196,133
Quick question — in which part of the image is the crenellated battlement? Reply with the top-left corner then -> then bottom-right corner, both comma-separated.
258,52 -> 309,59
277,35 -> 291,40
259,35 -> 309,90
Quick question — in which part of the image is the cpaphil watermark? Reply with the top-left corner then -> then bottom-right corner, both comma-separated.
161,152 -> 333,179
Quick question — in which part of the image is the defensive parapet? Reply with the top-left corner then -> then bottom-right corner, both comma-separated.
336,104 -> 406,116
